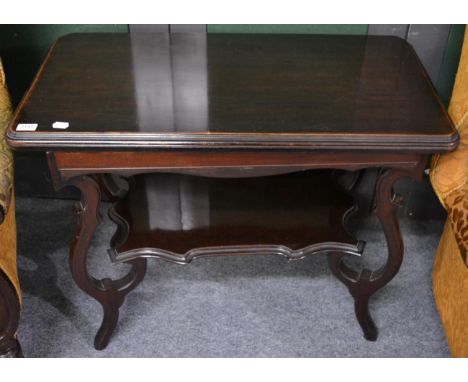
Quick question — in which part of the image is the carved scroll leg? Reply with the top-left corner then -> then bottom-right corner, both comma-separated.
67,175 -> 147,350
328,168 -> 412,341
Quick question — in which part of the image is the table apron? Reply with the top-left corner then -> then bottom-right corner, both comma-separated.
47,150 -> 427,181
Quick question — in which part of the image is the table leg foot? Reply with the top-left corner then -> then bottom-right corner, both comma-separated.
355,298 -> 378,341
66,175 -> 147,350
352,270 -> 378,341
328,167 -> 421,341
328,254 -> 381,340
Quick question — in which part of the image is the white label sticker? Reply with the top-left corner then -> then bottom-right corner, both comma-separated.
52,121 -> 69,129
17,123 -> 38,131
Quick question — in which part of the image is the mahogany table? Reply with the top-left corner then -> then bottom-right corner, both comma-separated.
7,33 -> 458,351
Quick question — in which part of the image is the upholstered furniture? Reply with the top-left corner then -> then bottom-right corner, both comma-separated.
0,58 -> 21,357
431,28 -> 468,358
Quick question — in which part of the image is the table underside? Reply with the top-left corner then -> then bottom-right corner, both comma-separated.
109,170 -> 363,264
50,154 -> 426,350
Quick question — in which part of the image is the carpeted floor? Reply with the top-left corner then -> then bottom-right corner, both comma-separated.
14,196 -> 450,357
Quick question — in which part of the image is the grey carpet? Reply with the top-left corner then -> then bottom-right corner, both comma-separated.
14,196 -> 450,357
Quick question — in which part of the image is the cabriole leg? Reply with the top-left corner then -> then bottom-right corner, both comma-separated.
65,175 -> 147,350
328,168 -> 416,341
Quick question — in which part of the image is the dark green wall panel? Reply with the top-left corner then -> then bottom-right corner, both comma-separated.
208,24 -> 369,35
436,24 -> 466,106
0,24 -> 128,105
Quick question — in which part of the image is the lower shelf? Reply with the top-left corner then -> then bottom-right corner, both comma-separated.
109,170 -> 363,263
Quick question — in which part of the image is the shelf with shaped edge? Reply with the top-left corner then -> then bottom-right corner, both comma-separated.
108,170 -> 364,264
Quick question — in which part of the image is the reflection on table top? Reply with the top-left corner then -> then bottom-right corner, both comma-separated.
8,33 -> 458,152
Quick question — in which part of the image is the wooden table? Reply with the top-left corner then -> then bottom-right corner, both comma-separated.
7,33 -> 458,351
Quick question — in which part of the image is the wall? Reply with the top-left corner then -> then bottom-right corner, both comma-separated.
437,24 -> 466,105
0,24 -> 465,212
2,24 -> 464,108
208,24 -> 368,35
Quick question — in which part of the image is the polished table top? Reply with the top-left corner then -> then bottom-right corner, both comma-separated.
6,33 -> 455,350
8,33 -> 458,152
